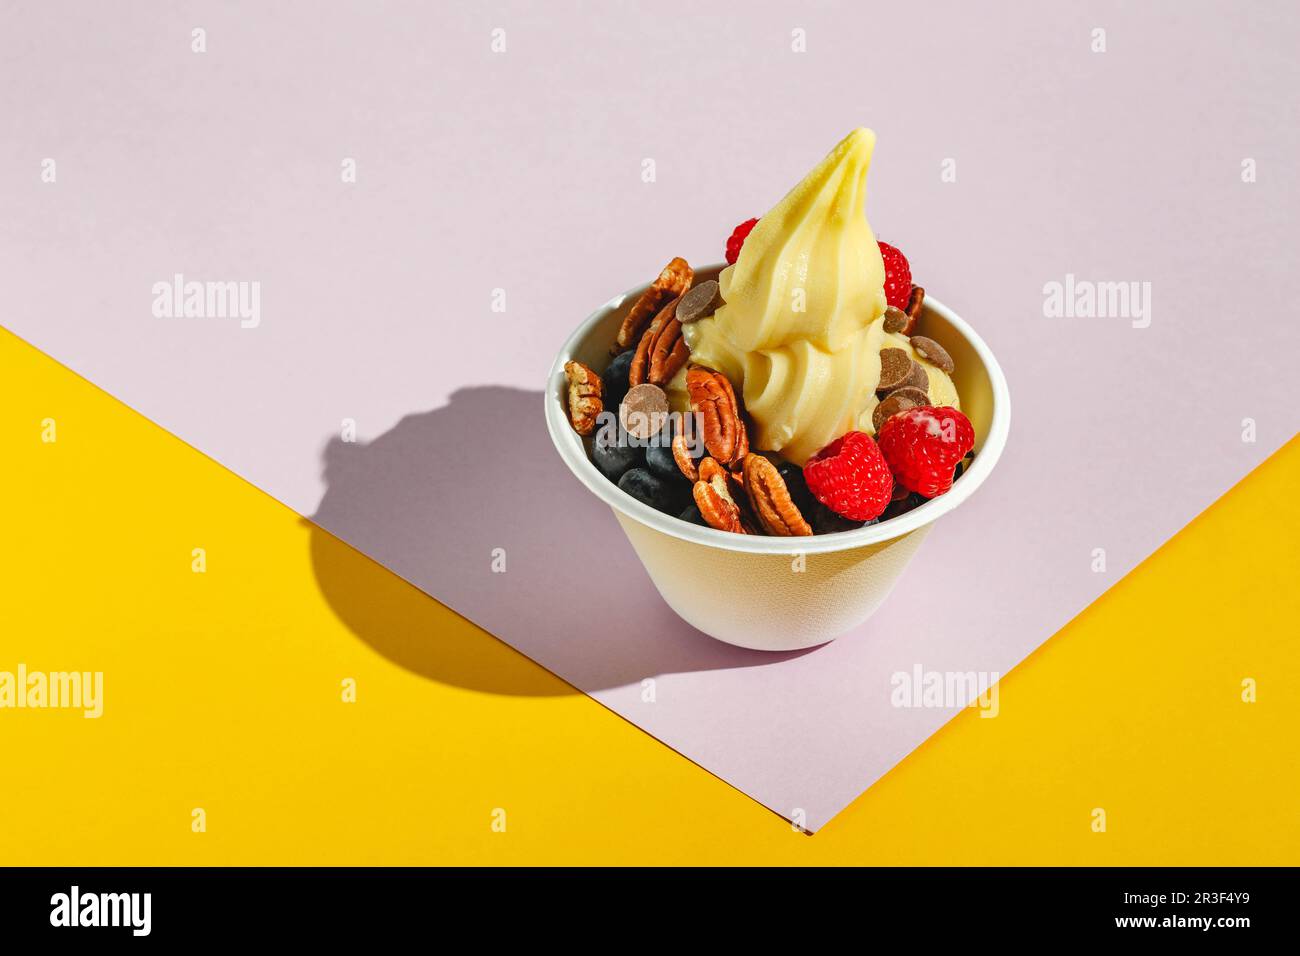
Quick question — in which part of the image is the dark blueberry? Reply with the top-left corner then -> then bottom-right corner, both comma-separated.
678,503 -> 705,526
617,467 -> 683,514
592,426 -> 643,483
812,503 -> 870,535
881,491 -> 926,521
776,460 -> 818,517
602,350 -> 634,409
645,439 -> 686,482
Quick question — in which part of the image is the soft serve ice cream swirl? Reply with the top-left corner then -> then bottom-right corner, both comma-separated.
683,128 -> 957,465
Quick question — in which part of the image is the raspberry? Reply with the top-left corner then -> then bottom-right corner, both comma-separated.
725,217 -> 759,265
878,240 -> 912,310
876,406 -> 975,499
803,431 -> 894,522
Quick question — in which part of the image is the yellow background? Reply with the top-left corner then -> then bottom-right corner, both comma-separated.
2,326 -> 1296,865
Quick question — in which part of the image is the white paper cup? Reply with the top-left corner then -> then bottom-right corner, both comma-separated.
546,265 -> 1010,651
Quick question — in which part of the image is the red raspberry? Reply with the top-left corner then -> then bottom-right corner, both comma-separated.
725,217 -> 759,265
803,431 -> 894,522
878,240 -> 912,310
877,406 -> 975,498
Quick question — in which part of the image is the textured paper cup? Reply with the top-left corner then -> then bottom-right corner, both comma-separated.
546,265 -> 1010,651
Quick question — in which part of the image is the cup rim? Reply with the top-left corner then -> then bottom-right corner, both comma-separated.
545,264 -> 1011,556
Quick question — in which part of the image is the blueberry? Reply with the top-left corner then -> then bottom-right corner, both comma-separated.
592,427 -> 643,483
881,492 -> 926,521
602,350 -> 634,409
618,467 -> 683,514
776,460 -> 818,517
678,503 -> 705,526
812,503 -> 870,535
646,439 -> 687,482
953,453 -> 974,482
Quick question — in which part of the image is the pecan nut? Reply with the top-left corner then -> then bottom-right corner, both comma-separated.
902,285 -> 924,335
685,366 -> 748,468
650,320 -> 690,386
671,430 -> 699,482
693,457 -> 745,534
741,453 -> 812,536
614,257 -> 693,353
629,296 -> 690,388
562,360 -> 603,436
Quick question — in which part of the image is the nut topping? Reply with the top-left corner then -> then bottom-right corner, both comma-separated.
630,295 -> 690,387
614,257 -> 693,353
562,360 -> 603,436
685,366 -> 748,468
905,285 -> 925,332
693,457 -> 745,533
671,429 -> 699,482
741,453 -> 813,536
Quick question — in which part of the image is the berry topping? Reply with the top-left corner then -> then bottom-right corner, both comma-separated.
602,349 -> 634,410
645,438 -> 687,482
618,467 -> 685,515
679,502 -> 706,526
811,502 -> 873,535
591,427 -> 643,483
876,406 -> 975,499
877,240 -> 912,310
725,217 -> 759,265
802,431 -> 894,522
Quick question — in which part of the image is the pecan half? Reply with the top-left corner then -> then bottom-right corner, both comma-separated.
902,285 -> 925,335
685,366 -> 748,468
741,453 -> 813,536
562,360 -> 603,436
693,457 -> 745,534
614,257 -> 693,353
671,430 -> 699,482
698,456 -> 726,484
649,320 -> 689,386
629,296 -> 690,388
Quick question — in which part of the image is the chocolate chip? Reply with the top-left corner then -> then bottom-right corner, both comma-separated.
619,383 -> 670,440
883,306 -> 909,334
877,348 -> 913,391
910,335 -> 954,374
889,385 -> 930,405
901,360 -> 930,391
676,279 -> 724,324
871,386 -> 930,433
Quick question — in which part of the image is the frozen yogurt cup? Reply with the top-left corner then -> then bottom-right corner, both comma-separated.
546,264 -> 1010,650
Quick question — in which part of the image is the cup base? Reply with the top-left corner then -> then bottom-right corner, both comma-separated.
614,511 -> 931,651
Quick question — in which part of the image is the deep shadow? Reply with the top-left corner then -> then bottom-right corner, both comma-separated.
309,386 -> 813,696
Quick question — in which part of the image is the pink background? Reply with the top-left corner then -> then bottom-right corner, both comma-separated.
4,1 -> 1297,829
